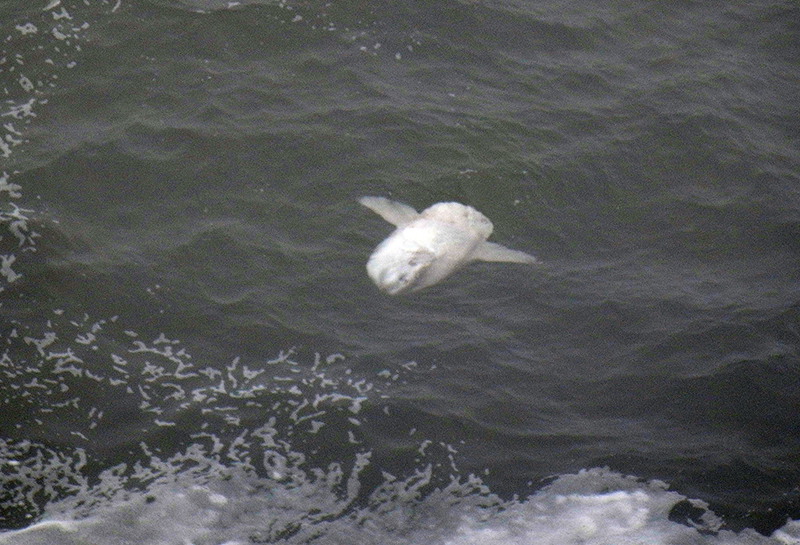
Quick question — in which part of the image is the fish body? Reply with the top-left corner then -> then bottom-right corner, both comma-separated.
359,197 -> 538,295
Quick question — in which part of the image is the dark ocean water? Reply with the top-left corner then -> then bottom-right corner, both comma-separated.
1,0 -> 800,543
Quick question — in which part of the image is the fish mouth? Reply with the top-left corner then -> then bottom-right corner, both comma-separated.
375,273 -> 412,296
368,265 -> 423,295
379,284 -> 407,296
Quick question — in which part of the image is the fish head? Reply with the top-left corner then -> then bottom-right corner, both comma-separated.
366,238 -> 436,295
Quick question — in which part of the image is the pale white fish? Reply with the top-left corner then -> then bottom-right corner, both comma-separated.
359,196 -> 539,295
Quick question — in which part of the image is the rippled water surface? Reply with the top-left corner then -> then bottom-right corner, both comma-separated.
1,0 -> 799,543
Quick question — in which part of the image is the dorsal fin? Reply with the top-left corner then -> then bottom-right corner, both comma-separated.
359,197 -> 420,226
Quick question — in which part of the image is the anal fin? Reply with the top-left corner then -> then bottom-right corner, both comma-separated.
474,241 -> 539,264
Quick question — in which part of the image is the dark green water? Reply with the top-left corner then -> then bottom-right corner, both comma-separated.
1,0 -> 799,542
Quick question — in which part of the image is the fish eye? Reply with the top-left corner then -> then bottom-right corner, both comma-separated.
407,251 -> 432,268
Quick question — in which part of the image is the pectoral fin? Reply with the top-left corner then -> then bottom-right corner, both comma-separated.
359,196 -> 420,226
474,241 -> 539,264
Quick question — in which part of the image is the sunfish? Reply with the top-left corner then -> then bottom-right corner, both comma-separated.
359,196 -> 539,295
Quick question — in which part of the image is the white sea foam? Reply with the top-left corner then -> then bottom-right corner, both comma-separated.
1,312 -> 798,545
0,0 -> 105,297
1,463 -> 798,545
